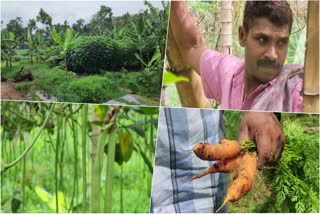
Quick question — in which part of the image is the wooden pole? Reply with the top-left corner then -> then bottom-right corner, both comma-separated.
220,0 -> 233,54
303,0 -> 319,113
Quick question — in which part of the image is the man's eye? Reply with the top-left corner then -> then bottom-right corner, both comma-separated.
278,40 -> 288,47
257,37 -> 266,43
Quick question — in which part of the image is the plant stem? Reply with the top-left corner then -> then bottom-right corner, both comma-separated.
104,131 -> 117,213
55,114 -> 62,213
81,104 -> 88,212
1,104 -> 55,174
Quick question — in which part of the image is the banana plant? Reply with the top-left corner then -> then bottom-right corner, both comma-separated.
129,15 -> 151,69
135,47 -> 162,93
50,27 -> 77,68
1,31 -> 17,68
26,28 -> 42,64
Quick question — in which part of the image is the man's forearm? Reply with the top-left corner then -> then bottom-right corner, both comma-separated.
175,69 -> 211,108
170,1 -> 206,73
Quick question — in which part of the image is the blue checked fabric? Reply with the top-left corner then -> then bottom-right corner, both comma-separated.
151,107 -> 228,213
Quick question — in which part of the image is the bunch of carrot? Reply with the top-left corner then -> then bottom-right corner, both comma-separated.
182,139 -> 257,212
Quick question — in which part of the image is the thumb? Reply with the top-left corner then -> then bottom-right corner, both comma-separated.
237,124 -> 250,142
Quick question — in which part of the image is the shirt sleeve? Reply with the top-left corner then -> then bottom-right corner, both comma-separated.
200,49 -> 224,101
199,49 -> 244,103
292,79 -> 303,112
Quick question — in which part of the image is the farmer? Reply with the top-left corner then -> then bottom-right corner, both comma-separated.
167,1 -> 303,112
151,108 -> 285,212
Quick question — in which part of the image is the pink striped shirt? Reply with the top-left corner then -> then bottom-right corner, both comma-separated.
200,49 -> 303,112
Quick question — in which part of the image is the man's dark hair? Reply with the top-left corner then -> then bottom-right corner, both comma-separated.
243,1 -> 293,33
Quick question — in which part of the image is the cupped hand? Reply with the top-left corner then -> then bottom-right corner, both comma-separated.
238,112 -> 285,168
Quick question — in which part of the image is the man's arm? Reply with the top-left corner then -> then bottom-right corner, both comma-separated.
167,21 -> 210,108
170,1 -> 207,74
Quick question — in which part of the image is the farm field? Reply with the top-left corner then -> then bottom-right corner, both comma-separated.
1,1 -> 169,106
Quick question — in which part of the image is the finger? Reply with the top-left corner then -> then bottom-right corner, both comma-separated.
254,130 -> 272,167
237,122 -> 250,142
274,133 -> 286,161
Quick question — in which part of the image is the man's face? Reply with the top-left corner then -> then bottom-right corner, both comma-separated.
239,18 -> 290,84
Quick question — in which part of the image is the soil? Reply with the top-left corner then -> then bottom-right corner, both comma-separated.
1,82 -> 31,101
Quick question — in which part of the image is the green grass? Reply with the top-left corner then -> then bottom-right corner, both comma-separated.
1,59 -> 160,105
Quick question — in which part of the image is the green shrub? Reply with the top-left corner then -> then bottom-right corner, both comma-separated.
34,68 -> 75,96
15,82 -> 33,92
65,36 -> 144,73
66,36 -> 115,74
46,46 -> 64,68
112,39 -> 139,70
56,75 -> 125,103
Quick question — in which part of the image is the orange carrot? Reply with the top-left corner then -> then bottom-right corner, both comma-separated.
193,139 -> 241,161
181,156 -> 240,182
216,151 -> 257,212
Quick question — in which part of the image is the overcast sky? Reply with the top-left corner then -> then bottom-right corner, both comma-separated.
1,0 -> 166,27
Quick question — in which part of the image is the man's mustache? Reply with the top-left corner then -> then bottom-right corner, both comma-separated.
257,59 -> 281,69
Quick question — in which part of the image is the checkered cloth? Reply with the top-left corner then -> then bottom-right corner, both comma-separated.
151,108 -> 228,213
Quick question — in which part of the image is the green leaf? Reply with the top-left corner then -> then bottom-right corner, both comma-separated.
138,107 -> 159,115
49,192 -> 67,213
50,27 -> 64,49
64,28 -> 73,51
93,104 -> 108,121
134,53 -> 147,66
35,186 -> 52,203
147,48 -> 160,67
126,124 -> 145,138
11,197 -> 21,213
162,71 -> 189,84
27,28 -> 33,46
119,132 -> 133,162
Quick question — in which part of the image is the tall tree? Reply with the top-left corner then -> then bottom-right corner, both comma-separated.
91,5 -> 113,35
1,31 -> 17,68
6,17 -> 25,42
36,8 -> 52,30
27,19 -> 37,33
72,19 -> 85,34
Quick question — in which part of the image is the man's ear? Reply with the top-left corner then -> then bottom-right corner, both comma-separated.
238,26 -> 246,47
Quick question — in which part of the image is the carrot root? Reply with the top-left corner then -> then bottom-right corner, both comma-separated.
181,156 -> 240,182
193,139 -> 241,161
216,151 -> 257,212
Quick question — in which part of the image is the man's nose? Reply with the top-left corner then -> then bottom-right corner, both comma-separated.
264,45 -> 278,61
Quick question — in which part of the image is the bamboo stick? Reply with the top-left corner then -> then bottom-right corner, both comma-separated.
220,0 -> 233,54
303,1 -> 319,113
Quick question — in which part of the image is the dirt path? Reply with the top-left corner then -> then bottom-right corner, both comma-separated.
1,82 -> 30,101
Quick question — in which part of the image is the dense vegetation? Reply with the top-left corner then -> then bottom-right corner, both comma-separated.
1,101 -> 158,213
224,111 -> 319,213
1,1 -> 168,105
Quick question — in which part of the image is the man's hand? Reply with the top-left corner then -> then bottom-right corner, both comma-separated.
238,112 -> 285,167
